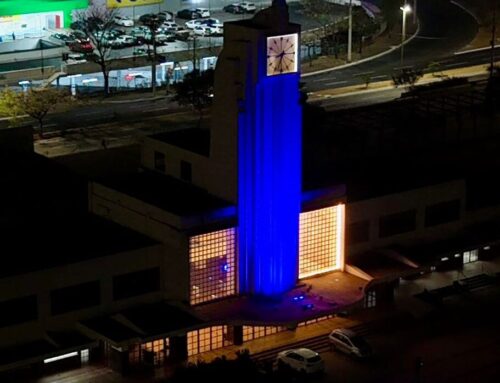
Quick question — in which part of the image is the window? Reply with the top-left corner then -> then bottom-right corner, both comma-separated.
154,151 -> 165,172
379,210 -> 416,238
243,325 -> 287,341
50,281 -> 100,315
189,228 -> 237,305
113,267 -> 161,301
0,295 -> 37,328
463,249 -> 479,264
347,220 -> 370,244
365,290 -> 376,308
180,160 -> 192,182
187,326 -> 232,356
425,200 -> 460,227
299,204 -> 345,279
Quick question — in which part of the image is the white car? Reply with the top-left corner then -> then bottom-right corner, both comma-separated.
162,21 -> 180,31
193,25 -> 213,36
328,329 -> 372,358
276,348 -> 324,374
185,19 -> 203,29
195,8 -> 211,18
114,15 -> 134,27
239,2 -> 257,13
114,35 -> 136,46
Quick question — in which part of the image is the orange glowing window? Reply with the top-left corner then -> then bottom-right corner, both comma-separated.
187,326 -> 232,356
189,228 -> 237,305
299,204 -> 345,279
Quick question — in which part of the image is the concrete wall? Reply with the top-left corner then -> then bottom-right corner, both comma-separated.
0,244 -> 164,347
346,179 -> 467,257
89,182 -> 190,301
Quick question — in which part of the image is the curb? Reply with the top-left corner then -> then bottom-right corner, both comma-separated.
302,21 -> 421,78
101,95 -> 169,104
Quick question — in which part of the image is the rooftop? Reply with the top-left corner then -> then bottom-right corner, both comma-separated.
149,128 -> 210,157
0,213 -> 159,278
97,170 -> 232,217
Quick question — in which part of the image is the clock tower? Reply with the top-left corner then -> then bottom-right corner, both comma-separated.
211,0 -> 302,296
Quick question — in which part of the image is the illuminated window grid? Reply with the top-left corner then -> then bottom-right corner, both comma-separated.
299,204 -> 345,279
189,228 -> 237,305
242,325 -> 287,342
128,339 -> 170,366
187,326 -> 232,356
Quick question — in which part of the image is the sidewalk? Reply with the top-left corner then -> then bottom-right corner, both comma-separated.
307,60 -> 497,102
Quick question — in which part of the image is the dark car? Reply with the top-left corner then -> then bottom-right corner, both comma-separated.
223,4 -> 244,14
138,13 -> 159,24
158,11 -> 174,21
176,9 -> 200,19
50,33 -> 74,46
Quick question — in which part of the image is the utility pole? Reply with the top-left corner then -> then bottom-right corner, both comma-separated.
347,0 -> 353,63
491,3 -> 497,78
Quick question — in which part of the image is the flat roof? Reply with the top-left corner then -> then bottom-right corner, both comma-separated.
79,316 -> 142,345
149,128 -> 210,157
0,213 -> 159,279
120,302 -> 203,338
98,170 -> 232,216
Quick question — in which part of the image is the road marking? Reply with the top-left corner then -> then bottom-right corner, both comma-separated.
324,80 -> 348,86
371,75 -> 388,79
312,77 -> 334,82
354,71 -> 375,77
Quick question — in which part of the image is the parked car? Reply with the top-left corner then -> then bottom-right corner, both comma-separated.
69,40 -> 93,53
195,8 -> 211,18
174,29 -> 193,41
185,19 -> 203,29
199,18 -> 223,28
138,13 -> 159,24
238,2 -> 257,13
161,21 -> 180,31
158,11 -> 174,21
113,35 -> 136,47
193,25 -> 212,37
66,53 -> 87,63
177,9 -> 201,20
114,15 -> 134,27
70,30 -> 90,43
328,329 -> 372,358
223,4 -> 244,14
276,348 -> 324,374
50,33 -> 74,46
130,26 -> 149,38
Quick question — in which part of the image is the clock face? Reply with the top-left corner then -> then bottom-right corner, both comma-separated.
266,33 -> 298,76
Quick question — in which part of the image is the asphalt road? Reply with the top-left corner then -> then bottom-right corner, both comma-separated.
303,0 -> 483,92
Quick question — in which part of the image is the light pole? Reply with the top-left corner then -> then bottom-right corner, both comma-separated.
400,4 -> 411,67
347,0 -> 353,63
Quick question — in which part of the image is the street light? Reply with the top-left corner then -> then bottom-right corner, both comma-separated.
400,4 -> 411,67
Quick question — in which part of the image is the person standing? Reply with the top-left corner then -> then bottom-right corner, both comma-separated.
11,32 -> 15,40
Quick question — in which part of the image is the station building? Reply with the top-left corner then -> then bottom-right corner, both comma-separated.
1,0 -> 500,380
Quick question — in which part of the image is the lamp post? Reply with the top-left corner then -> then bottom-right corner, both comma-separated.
347,0 -> 353,63
400,4 -> 411,67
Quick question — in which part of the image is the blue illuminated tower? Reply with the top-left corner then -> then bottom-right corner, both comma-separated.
211,0 -> 302,296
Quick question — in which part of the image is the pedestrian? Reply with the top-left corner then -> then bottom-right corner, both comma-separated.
11,32 -> 15,40
101,138 -> 107,149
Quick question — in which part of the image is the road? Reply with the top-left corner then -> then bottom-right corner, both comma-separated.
303,0 -> 483,92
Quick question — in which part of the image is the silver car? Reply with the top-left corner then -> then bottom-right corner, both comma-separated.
328,328 -> 372,358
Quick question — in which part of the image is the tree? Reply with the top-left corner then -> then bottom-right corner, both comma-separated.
0,88 -> 70,137
380,0 -> 400,34
301,0 -> 344,54
73,4 -> 118,96
0,88 -> 23,121
392,68 -> 423,89
172,69 -> 214,128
